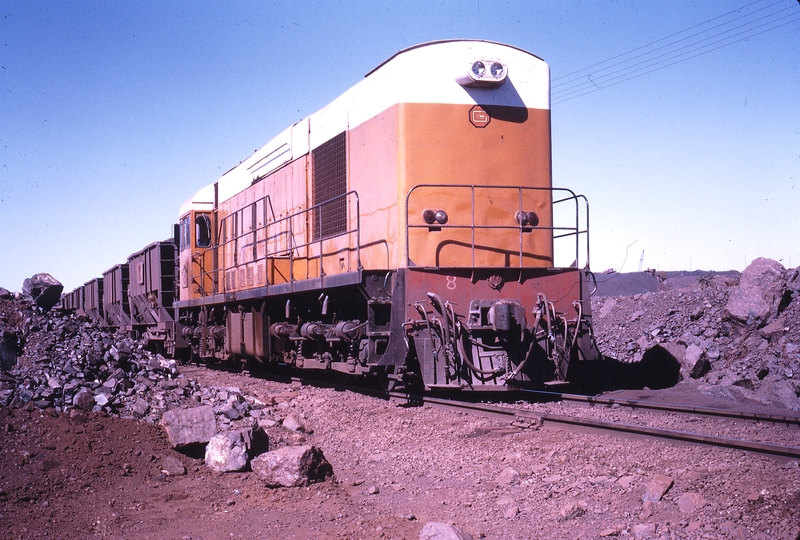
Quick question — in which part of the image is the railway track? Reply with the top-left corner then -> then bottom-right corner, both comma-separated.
519,388 -> 800,426
386,391 -> 800,460
220,365 -> 800,459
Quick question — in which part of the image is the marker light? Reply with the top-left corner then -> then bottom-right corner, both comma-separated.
422,209 -> 437,224
515,211 -> 540,227
456,59 -> 508,87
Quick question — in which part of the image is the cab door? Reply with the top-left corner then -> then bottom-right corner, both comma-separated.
179,210 -> 216,299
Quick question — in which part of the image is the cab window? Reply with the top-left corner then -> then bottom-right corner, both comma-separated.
195,214 -> 212,248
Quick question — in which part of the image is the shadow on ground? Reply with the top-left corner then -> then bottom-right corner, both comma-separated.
568,345 -> 682,395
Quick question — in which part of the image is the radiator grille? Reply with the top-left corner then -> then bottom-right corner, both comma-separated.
312,132 -> 347,240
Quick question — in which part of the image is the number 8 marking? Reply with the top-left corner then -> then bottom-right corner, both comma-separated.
446,276 -> 457,290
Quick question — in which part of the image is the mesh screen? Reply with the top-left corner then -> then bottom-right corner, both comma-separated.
312,132 -> 347,240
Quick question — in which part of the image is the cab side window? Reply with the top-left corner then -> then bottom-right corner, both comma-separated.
180,216 -> 191,251
196,214 -> 212,248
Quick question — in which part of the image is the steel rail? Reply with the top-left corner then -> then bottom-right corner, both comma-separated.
520,388 -> 800,427
237,368 -> 800,458
403,394 -> 800,460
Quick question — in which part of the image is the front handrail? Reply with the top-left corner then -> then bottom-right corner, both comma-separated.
405,184 -> 590,269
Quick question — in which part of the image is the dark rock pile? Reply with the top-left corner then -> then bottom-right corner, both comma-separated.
592,257 -> 800,409
0,279 -> 333,484
0,293 -> 182,416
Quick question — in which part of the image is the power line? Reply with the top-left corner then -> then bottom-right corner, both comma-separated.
551,0 -> 800,105
554,6 -> 798,100
552,0 -> 783,86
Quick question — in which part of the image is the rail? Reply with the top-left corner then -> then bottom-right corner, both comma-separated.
407,394 -> 800,459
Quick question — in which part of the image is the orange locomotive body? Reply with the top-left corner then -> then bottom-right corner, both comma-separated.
173,40 -> 600,390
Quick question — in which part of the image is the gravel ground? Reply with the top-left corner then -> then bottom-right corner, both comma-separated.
2,264 -> 800,539
3,364 -> 799,539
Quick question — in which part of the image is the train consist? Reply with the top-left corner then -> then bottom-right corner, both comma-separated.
63,40 -> 601,391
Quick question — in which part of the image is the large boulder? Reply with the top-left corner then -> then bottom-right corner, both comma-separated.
251,445 -> 332,487
205,425 -> 269,472
21,273 -> 63,311
161,405 -> 217,449
725,258 -> 787,327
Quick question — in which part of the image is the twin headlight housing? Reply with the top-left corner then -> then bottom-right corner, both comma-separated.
456,59 -> 508,87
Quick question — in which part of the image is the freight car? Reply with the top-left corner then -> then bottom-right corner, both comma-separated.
171,39 -> 601,391
61,240 -> 183,355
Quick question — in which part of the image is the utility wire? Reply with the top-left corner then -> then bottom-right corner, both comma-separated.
554,5 -> 797,99
553,0 -> 783,86
555,11 -> 800,103
552,0 -> 800,105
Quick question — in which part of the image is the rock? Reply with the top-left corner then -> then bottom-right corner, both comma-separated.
642,474 -> 673,503
281,413 -> 307,432
558,500 -> 588,521
161,455 -> 187,476
205,430 -> 251,472
251,445 -> 332,488
676,492 -> 707,513
632,523 -> 657,538
419,521 -> 475,540
683,344 -> 711,379
160,405 -> 217,449
503,504 -> 519,519
130,398 -> 150,418
496,467 -> 520,485
760,317 -> 787,340
725,258 -> 786,327
72,389 -> 95,411
21,273 -> 64,311
204,425 -> 267,473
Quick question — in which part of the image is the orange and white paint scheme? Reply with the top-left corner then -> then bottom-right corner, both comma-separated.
173,40 -> 598,389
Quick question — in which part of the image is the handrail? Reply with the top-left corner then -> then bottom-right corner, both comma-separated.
193,191 -> 361,297
405,184 -> 590,269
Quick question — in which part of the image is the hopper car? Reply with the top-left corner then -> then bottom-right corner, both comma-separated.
62,40 -> 601,391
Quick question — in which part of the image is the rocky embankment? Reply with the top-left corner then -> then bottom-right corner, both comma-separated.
591,257 -> 799,410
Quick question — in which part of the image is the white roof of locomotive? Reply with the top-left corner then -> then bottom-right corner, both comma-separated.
180,40 -> 549,217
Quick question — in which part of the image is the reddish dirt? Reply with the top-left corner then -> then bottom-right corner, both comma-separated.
0,404 -> 418,540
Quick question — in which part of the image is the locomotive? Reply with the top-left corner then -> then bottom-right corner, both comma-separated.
64,40 -> 601,391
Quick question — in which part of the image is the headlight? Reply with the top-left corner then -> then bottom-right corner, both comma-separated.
434,210 -> 448,224
490,62 -> 505,79
456,59 -> 508,88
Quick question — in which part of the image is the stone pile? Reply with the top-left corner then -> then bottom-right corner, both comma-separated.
0,278 -> 334,485
0,297 -> 181,416
592,257 -> 800,409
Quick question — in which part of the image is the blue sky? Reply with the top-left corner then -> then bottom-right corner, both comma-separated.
1,1 -> 798,291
